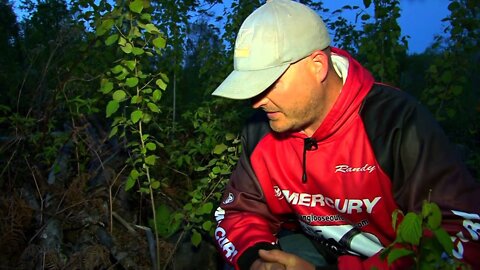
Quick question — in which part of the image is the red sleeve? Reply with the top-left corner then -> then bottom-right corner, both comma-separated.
214,143 -> 282,269
338,252 -> 413,270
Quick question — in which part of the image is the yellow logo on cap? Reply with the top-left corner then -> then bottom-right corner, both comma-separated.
234,48 -> 250,58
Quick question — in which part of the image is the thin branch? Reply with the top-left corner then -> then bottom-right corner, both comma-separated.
24,157 -> 44,224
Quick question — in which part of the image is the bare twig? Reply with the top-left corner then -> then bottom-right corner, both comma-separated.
109,164 -> 128,234
24,157 -> 44,224
112,211 -> 136,233
163,230 -> 186,270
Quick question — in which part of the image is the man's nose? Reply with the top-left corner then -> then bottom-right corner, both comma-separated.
251,94 -> 269,109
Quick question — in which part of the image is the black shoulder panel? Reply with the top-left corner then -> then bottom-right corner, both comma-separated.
242,110 -> 272,158
359,84 -> 419,188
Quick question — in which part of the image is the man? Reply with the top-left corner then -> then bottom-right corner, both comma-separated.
211,0 -> 480,269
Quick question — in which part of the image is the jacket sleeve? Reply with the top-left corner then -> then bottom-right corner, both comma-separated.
362,85 -> 480,269
394,99 -> 480,268
214,113 -> 283,270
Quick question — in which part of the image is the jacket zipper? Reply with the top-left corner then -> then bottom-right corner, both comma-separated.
302,137 -> 318,183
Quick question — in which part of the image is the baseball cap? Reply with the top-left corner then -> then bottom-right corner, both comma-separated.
212,0 -> 331,100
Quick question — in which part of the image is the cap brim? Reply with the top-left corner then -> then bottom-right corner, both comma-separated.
212,63 -> 290,100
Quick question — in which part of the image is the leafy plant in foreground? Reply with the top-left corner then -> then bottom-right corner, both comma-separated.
96,0 -> 168,268
382,200 -> 470,269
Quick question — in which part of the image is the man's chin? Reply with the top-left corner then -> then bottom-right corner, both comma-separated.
269,121 -> 293,133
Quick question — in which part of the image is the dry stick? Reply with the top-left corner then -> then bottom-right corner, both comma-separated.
112,211 -> 136,233
0,147 -> 17,179
109,164 -> 128,234
16,54 -> 37,113
163,230 -> 186,270
24,157 -> 44,224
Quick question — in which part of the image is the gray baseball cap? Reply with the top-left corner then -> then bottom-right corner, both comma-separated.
212,0 -> 331,100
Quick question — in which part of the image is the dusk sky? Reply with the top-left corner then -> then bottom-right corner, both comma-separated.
323,0 -> 451,54
12,0 -> 451,54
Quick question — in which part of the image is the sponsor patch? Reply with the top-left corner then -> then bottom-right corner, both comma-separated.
223,192 -> 234,205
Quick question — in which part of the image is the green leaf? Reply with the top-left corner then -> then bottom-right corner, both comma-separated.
202,220 -> 213,231
96,19 -> 114,36
126,77 -> 139,87
448,2 -> 460,11
212,166 -> 221,174
121,43 -> 133,53
130,169 -> 140,180
153,36 -> 166,49
100,79 -> 114,94
106,100 -> 119,117
146,142 -> 156,150
132,47 -> 144,55
451,86 -> 462,96
160,72 -> 169,83
131,95 -> 142,104
131,110 -> 143,123
147,102 -> 160,113
423,202 -> 442,229
363,0 -> 372,8
200,202 -> 213,214
184,203 -> 193,211
125,175 -> 136,191
118,36 -> 126,46
387,248 -> 414,265
152,90 -> 162,101
110,65 -> 123,74
129,0 -> 143,13
145,155 -> 156,165
151,180 -> 160,189
141,13 -> 152,21
397,212 -> 422,245
143,113 -> 152,123
124,60 -> 136,71
225,133 -> 236,141
105,34 -> 119,46
446,108 -> 456,118
213,143 -> 228,155
109,126 -> 118,138
433,228 -> 454,255
191,230 -> 202,247
112,90 -> 126,101
145,24 -> 160,34
155,78 -> 167,90
361,14 -> 371,21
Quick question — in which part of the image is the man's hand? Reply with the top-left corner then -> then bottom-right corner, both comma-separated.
250,249 -> 316,270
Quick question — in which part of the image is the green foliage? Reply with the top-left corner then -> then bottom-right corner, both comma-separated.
357,0 -> 408,85
96,0 -> 169,267
421,0 -> 479,177
98,0 -> 168,194
181,131 -> 241,247
154,102 -> 243,247
382,201 -> 469,269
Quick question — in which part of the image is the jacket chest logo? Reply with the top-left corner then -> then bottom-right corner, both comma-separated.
335,164 -> 376,174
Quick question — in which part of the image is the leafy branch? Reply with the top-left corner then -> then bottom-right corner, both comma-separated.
382,200 -> 470,269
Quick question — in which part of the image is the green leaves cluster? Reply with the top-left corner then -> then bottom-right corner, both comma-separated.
96,1 -> 168,267
357,0 -> 407,85
97,0 -> 168,193
383,201 -> 468,269
186,132 -> 240,246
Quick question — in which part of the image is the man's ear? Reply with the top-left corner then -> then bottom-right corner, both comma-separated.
310,50 -> 329,82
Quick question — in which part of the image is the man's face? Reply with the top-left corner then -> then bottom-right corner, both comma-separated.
251,55 -> 328,136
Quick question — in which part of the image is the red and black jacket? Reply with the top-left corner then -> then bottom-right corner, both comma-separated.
214,48 -> 480,270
